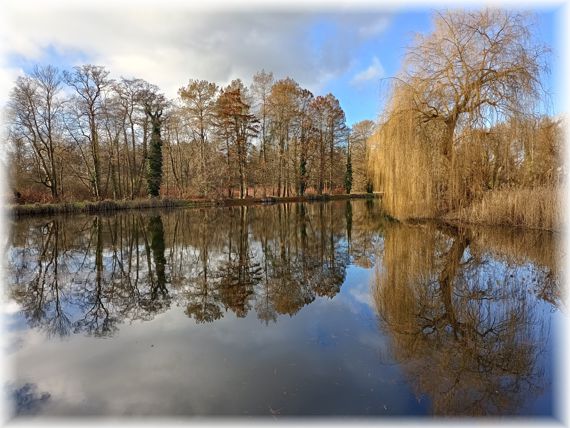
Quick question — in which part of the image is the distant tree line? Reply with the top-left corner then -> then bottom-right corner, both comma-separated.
7,65 -> 374,203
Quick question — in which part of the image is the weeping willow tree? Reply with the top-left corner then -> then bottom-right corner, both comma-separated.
369,9 -> 549,220
368,85 -> 445,218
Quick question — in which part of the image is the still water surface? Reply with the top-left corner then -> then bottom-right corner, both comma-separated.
3,200 -> 563,418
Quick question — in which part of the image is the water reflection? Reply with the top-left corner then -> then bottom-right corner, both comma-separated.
5,201 -> 561,417
8,202 -> 385,337
373,223 -> 560,416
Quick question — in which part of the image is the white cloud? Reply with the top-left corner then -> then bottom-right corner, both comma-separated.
358,16 -> 391,38
0,64 -> 23,162
0,1 -> 392,104
350,56 -> 385,86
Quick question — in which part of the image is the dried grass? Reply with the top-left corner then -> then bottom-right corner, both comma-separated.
449,187 -> 562,232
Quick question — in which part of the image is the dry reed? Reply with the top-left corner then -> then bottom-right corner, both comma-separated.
449,187 -> 562,232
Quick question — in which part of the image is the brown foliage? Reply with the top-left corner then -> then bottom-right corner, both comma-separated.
8,66 -> 356,204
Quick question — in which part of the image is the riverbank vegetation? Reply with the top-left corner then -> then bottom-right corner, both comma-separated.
8,193 -> 376,218
367,9 -> 564,231
446,186 -> 561,231
6,65 -> 375,205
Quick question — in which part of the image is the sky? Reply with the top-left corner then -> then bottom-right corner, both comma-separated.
0,0 -> 566,127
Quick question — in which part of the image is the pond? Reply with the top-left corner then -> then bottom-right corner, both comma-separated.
3,200 -> 564,419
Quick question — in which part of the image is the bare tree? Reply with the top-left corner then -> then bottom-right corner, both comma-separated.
404,9 -> 547,161
350,120 -> 375,192
295,88 -> 314,196
178,79 -> 219,196
309,94 -> 347,195
215,80 -> 259,199
268,78 -> 300,197
114,78 -> 151,199
9,65 -> 64,199
63,65 -> 112,200
250,70 -> 274,196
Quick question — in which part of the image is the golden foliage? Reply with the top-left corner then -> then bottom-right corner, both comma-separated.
368,85 -> 445,219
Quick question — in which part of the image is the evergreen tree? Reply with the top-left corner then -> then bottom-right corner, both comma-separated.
142,89 -> 167,198
146,112 -> 163,197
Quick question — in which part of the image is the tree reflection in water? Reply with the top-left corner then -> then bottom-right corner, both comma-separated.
8,201 -> 385,335
6,201 -> 561,416
373,223 -> 560,416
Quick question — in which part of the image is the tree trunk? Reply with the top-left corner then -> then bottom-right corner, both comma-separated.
90,115 -> 102,200
438,230 -> 469,340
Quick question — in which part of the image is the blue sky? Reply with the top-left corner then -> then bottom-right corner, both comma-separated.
0,2 -> 565,127
321,11 -> 434,124
321,8 -> 564,124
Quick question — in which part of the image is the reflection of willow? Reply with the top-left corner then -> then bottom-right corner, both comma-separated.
373,223 -> 557,416
9,200 -> 386,336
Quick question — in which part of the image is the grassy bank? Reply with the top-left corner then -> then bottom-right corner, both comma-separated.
7,193 -> 379,218
444,187 -> 562,232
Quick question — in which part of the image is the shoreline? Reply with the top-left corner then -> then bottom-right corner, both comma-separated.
6,194 -> 560,233
7,193 -> 381,218
404,216 -> 562,234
